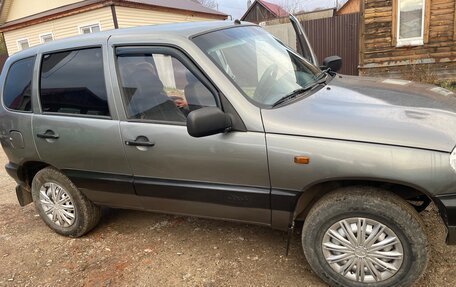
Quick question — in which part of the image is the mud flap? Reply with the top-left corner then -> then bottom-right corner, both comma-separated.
16,185 -> 33,206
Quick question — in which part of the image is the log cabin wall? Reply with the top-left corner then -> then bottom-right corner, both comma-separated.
359,0 -> 456,81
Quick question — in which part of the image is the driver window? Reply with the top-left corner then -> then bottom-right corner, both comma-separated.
117,53 -> 217,123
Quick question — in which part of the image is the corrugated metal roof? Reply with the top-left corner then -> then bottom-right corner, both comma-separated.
241,0 -> 287,21
258,0 -> 287,17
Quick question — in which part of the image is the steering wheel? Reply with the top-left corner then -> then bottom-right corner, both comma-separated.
253,64 -> 278,103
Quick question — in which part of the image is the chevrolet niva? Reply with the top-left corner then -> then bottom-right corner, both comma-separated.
1,19 -> 455,287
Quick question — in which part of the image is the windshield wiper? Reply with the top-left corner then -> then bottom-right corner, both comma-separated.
272,69 -> 330,108
272,87 -> 312,107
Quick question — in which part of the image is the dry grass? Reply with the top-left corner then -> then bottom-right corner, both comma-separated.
402,63 -> 437,84
401,62 -> 455,91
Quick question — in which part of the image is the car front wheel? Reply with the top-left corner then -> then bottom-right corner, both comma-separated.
302,187 -> 428,287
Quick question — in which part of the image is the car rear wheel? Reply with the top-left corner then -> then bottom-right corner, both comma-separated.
302,186 -> 428,287
31,167 -> 101,237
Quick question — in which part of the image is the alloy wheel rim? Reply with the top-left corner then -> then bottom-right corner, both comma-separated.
322,217 -> 404,283
39,182 -> 76,227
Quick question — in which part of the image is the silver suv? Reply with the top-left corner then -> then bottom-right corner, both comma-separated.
1,20 -> 455,287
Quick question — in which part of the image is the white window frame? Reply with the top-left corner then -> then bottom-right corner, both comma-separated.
39,32 -> 54,44
16,38 -> 30,51
78,22 -> 102,34
396,0 -> 426,47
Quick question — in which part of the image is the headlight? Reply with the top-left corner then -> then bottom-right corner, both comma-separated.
450,147 -> 456,172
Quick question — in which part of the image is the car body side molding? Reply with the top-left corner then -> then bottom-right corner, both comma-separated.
134,176 -> 270,209
62,169 -> 135,195
62,169 -> 303,230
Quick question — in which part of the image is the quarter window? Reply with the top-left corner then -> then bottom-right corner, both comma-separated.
396,0 -> 426,46
117,52 -> 217,123
3,56 -> 35,112
39,48 -> 110,117
79,24 -> 101,34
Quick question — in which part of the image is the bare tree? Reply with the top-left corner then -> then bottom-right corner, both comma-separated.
279,0 -> 300,13
192,0 -> 218,10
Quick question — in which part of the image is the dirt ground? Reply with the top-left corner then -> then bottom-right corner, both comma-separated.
0,150 -> 455,287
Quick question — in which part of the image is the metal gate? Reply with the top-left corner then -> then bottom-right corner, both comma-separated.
301,13 -> 360,75
264,13 -> 360,75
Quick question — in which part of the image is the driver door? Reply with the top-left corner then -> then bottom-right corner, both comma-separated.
112,46 -> 271,225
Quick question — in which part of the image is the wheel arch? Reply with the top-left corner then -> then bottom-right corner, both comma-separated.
19,160 -> 51,189
293,178 -> 434,221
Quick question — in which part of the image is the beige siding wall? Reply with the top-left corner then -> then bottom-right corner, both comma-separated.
115,6 -> 221,29
4,7 -> 114,54
6,0 -> 82,22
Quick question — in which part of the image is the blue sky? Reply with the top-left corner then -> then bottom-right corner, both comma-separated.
216,0 -> 341,19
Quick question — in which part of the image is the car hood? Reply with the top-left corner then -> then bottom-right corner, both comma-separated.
261,75 -> 456,152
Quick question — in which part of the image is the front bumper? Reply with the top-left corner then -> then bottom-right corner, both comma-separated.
434,194 -> 456,244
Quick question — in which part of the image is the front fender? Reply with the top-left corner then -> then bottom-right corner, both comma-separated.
266,134 -> 455,230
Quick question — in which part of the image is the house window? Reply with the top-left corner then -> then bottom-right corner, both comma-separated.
40,33 -> 53,43
396,0 -> 426,46
79,23 -> 101,34
17,39 -> 29,51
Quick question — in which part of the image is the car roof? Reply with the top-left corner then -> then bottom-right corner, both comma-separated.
8,21 -> 252,61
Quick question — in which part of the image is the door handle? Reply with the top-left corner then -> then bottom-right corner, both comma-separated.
125,140 -> 155,147
37,130 -> 59,140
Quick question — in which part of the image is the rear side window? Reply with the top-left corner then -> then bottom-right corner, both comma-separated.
3,56 -> 35,112
40,48 -> 110,117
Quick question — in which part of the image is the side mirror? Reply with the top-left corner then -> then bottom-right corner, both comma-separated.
187,107 -> 232,138
321,56 -> 342,72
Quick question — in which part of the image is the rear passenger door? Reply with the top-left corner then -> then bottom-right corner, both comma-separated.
0,56 -> 36,165
33,46 -> 134,197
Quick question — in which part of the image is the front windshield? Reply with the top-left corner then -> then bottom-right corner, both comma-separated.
193,26 -> 321,106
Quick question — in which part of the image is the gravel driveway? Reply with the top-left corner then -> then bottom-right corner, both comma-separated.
0,149 -> 455,286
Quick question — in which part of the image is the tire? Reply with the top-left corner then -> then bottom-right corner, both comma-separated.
302,186 -> 428,287
31,167 -> 101,237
